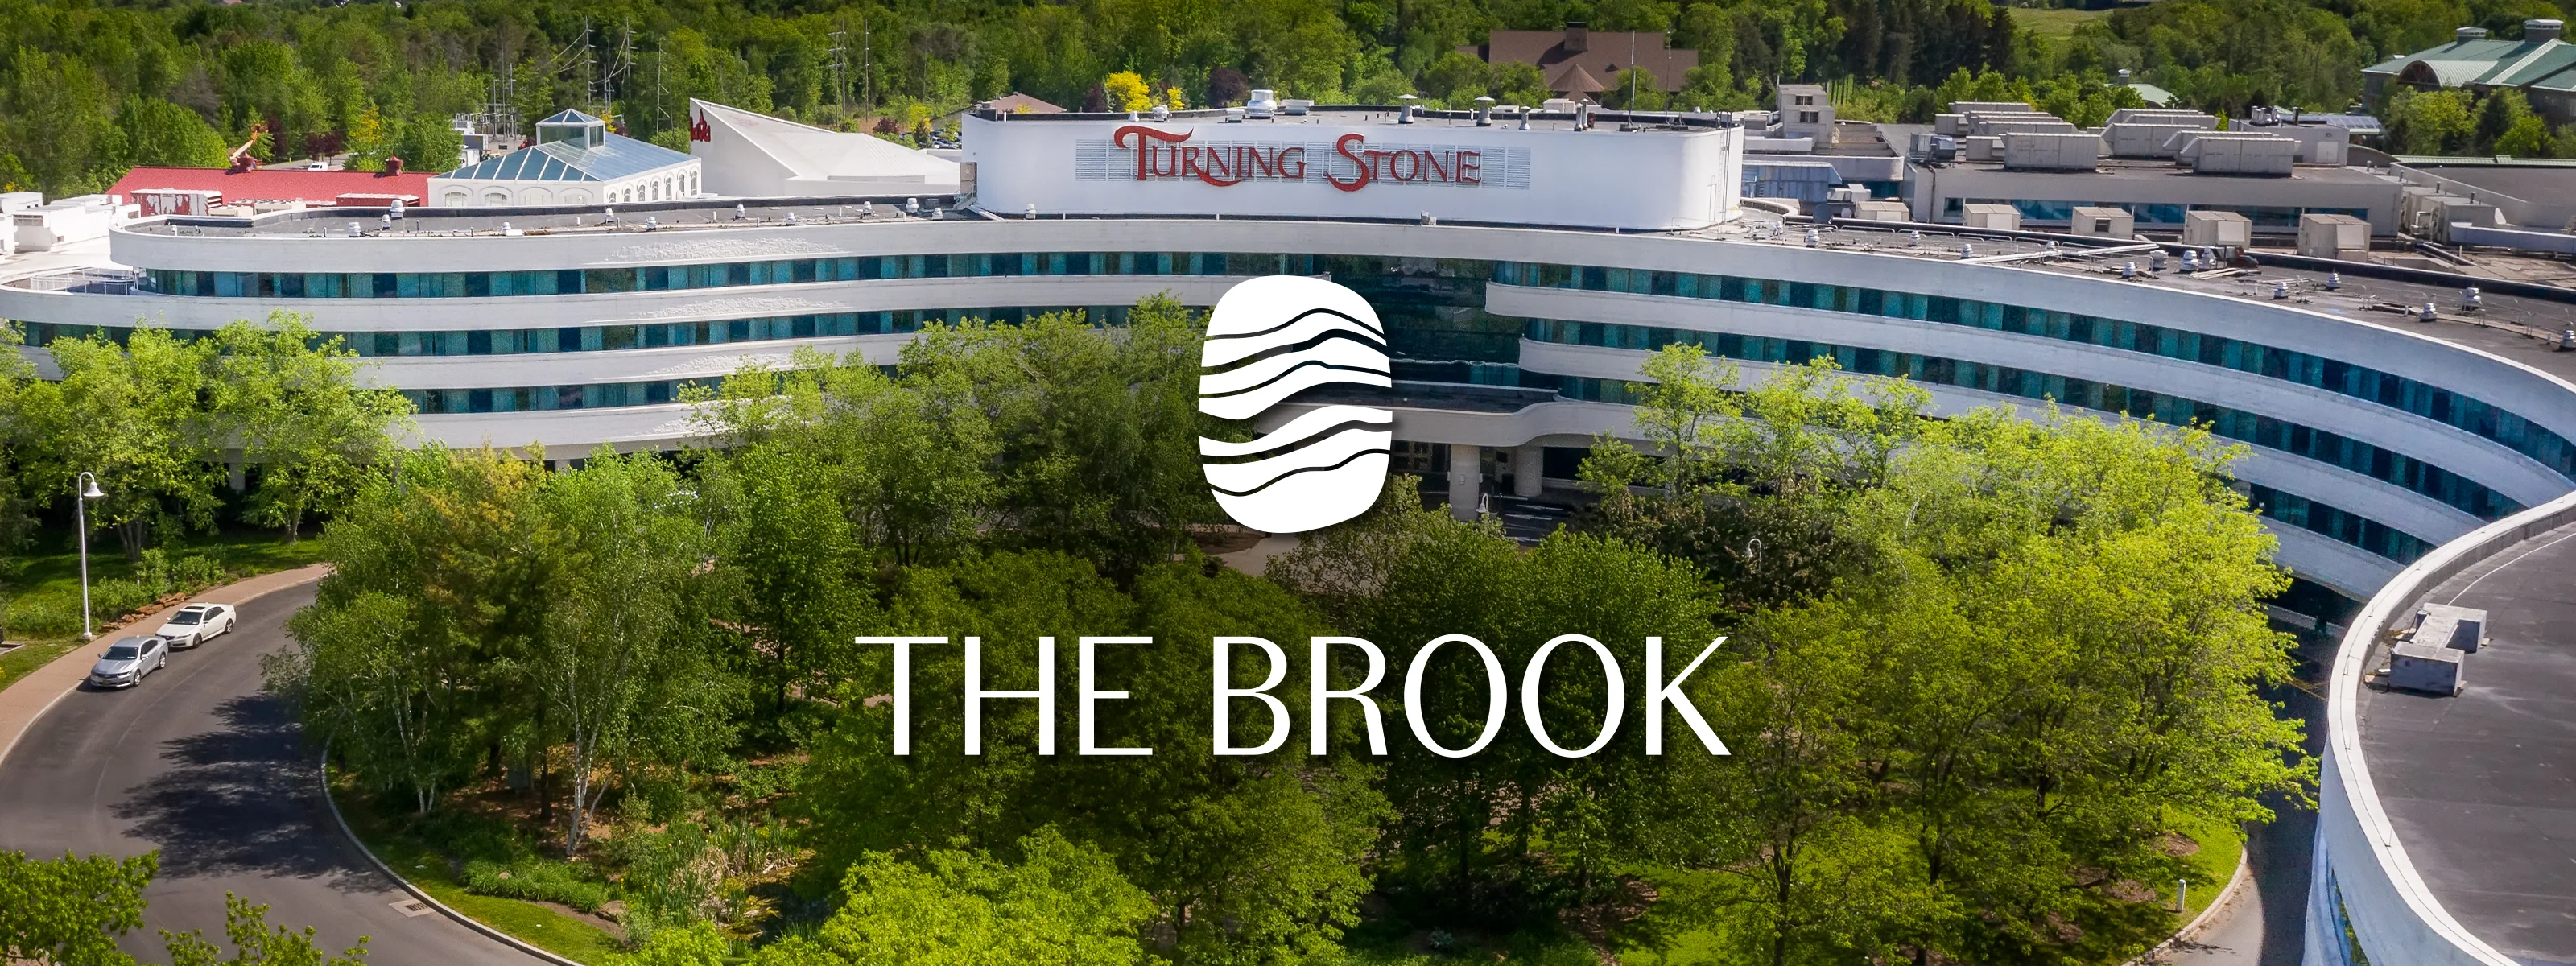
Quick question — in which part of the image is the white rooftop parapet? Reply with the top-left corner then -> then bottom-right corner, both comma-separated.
2307,491 -> 2576,966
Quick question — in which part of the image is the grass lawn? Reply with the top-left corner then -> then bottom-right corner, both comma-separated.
2162,813 -> 2248,923
328,775 -> 626,965
0,639 -> 89,694
2014,6 -> 2112,38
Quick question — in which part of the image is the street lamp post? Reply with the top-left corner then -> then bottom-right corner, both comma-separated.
74,473 -> 104,641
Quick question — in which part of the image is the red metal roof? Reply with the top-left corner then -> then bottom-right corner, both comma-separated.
108,166 -> 437,207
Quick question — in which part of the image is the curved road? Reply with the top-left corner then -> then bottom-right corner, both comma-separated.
0,582 -> 546,966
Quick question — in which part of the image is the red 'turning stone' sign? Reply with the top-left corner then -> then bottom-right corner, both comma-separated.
1112,126 -> 1481,192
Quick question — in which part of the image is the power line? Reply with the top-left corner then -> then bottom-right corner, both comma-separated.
828,28 -> 849,118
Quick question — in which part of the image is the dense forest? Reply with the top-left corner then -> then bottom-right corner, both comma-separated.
4,0 -> 2574,197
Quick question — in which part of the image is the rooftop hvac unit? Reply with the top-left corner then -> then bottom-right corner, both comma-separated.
1964,135 -> 2004,163
1949,101 -> 2036,114
2003,132 -> 2102,171
2412,604 -> 2487,654
2176,133 -> 2298,175
1934,113 -> 1966,135
1245,89 -> 1277,118
2107,109 -> 2218,127
2388,641 -> 2463,695
2069,206 -> 2134,238
1975,118 -> 2082,138
1961,203 -> 2021,230
2297,213 -> 2370,258
2105,124 -> 2203,158
2182,209 -> 2252,247
1852,200 -> 1912,222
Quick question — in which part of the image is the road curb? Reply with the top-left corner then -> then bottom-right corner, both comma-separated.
2121,828 -> 2256,966
316,749 -> 589,966
0,564 -> 330,773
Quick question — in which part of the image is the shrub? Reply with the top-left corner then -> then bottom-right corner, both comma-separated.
2,594 -> 80,638
461,857 -> 611,912
410,810 -> 525,863
88,578 -> 159,618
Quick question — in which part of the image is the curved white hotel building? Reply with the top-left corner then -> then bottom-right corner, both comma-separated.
6,105 -> 2574,966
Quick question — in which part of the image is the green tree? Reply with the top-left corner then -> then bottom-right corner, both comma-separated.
1603,66 -> 1664,109
893,296 -> 1215,578
0,850 -> 154,966
3,48 -> 116,195
208,312 -> 413,543
45,328 -> 224,560
2381,85 -> 2475,155
1422,50 -> 1492,105
161,894 -> 369,966
2,852 -> 363,966
110,97 -> 229,170
1492,60 -> 1551,106
703,439 -> 874,724
2495,114 -> 2559,158
0,322 -> 62,559
2474,88 -> 2536,154
755,828 -> 1154,966
536,450 -> 735,854
392,114 -> 462,174
270,591 -> 459,815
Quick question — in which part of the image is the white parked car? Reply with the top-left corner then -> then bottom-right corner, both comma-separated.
88,636 -> 170,688
154,603 -> 236,649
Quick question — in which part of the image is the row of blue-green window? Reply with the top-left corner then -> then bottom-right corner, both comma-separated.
1496,262 -> 2576,481
2247,484 -> 2432,564
402,380 -> 711,414
14,307 -> 1135,356
1529,321 -> 2522,522
1553,374 -> 2431,564
139,252 -> 1331,299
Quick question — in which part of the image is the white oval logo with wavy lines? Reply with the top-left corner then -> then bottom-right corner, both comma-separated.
1199,276 -> 1393,534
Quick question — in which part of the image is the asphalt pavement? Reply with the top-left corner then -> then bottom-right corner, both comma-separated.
0,581 -> 547,966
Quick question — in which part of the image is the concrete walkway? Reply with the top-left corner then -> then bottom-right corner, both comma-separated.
0,564 -> 329,769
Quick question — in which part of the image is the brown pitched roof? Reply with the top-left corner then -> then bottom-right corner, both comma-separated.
1469,27 -> 1698,93
981,93 -> 1065,114
1550,62 -> 1608,94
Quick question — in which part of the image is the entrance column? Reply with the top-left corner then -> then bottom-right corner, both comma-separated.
1512,444 -> 1545,498
1448,444 -> 1483,521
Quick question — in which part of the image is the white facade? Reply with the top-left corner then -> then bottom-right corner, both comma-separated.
426,163 -> 702,208
688,99 -> 961,198
10,210 -> 2572,606
963,114 -> 1744,231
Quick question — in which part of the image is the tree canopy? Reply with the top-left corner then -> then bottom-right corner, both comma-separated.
266,296 -> 2313,964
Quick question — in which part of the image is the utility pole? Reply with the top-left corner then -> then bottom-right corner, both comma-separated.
608,19 -> 634,128
862,20 -> 873,109
828,28 -> 849,119
1629,31 -> 1638,109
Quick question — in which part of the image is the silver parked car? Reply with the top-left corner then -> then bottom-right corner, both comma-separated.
88,636 -> 170,688
153,603 -> 237,649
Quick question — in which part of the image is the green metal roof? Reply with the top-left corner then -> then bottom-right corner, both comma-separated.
2363,37 -> 2574,89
